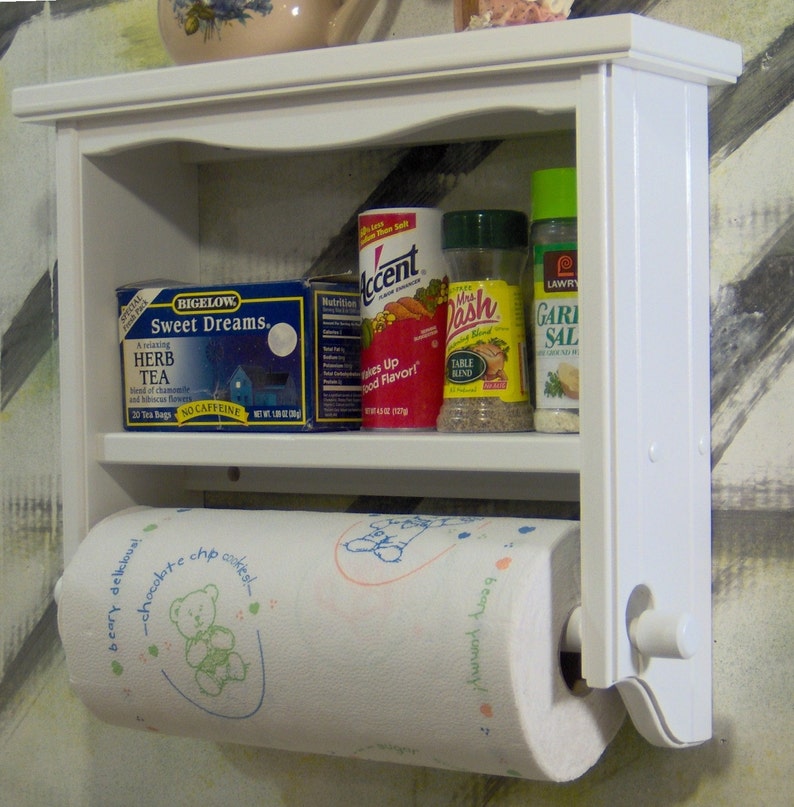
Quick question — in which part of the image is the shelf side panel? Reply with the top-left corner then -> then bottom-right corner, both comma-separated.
61,139 -> 202,559
579,65 -> 712,746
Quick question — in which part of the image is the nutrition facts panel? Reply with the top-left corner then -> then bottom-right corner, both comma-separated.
314,289 -> 361,422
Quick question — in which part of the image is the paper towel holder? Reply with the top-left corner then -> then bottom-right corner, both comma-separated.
11,13 -> 743,758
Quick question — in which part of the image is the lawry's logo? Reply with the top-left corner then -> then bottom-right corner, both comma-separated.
360,244 -> 420,307
172,291 -> 242,315
543,249 -> 578,293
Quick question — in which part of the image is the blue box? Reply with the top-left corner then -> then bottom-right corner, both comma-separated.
117,279 -> 361,431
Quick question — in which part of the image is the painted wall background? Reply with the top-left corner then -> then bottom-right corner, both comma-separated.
0,1 -> 791,805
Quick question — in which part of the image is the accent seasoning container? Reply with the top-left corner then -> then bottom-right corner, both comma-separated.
530,168 -> 579,433
358,208 -> 448,430
436,210 -> 533,432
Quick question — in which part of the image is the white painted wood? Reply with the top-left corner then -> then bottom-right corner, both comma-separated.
12,16 -> 740,126
182,467 -> 582,503
61,143 -> 206,560
578,64 -> 715,746
98,431 -> 579,472
12,16 -> 742,752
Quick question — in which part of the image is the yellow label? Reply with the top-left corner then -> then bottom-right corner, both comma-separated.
443,280 -> 528,403
175,400 -> 249,424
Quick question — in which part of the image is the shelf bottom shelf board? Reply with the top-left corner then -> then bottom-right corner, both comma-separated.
97,430 -> 581,474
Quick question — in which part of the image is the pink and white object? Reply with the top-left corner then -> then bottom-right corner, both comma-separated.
461,0 -> 573,31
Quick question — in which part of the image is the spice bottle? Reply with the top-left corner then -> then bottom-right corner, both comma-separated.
437,210 -> 533,432
530,167 -> 579,433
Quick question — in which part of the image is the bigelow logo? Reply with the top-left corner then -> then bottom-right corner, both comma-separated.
172,291 -> 242,314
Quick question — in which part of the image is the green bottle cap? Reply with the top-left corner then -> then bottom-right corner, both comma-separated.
442,209 -> 528,250
531,167 -> 577,221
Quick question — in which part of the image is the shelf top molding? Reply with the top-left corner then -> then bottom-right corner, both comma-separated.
13,15 -> 741,125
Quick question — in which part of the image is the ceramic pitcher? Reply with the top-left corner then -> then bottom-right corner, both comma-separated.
158,0 -> 381,64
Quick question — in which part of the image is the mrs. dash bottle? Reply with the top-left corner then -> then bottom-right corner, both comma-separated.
437,209 -> 533,433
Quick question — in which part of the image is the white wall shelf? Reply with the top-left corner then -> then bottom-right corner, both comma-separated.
14,14 -> 742,754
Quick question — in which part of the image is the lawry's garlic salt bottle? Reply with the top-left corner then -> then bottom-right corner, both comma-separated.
530,168 -> 580,433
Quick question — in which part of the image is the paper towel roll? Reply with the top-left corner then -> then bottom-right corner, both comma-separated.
57,507 -> 624,780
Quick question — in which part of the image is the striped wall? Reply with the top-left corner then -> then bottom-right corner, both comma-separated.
0,1 -> 791,804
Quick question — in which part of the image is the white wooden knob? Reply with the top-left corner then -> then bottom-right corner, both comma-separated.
629,610 -> 699,659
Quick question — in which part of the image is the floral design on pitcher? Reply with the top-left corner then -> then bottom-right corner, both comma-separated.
168,1 -> 274,40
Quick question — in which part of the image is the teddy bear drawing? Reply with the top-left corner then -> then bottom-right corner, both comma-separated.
169,584 -> 247,696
